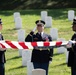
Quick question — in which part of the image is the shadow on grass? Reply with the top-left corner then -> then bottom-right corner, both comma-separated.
8,65 -> 26,71
7,56 -> 21,61
0,9 -> 75,20
0,10 -> 40,16
6,28 -> 21,31
52,62 -> 66,68
54,53 -> 62,56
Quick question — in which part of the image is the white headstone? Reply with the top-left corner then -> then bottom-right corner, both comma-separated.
15,17 -> 22,29
18,49 -> 23,57
45,16 -> 52,28
27,60 -> 34,75
65,49 -> 69,63
32,69 -> 46,75
18,29 -> 25,56
68,10 -> 75,21
22,50 -> 32,66
18,29 -> 25,42
57,38 -> 66,54
14,12 -> 20,22
41,11 -> 47,22
50,28 -> 58,40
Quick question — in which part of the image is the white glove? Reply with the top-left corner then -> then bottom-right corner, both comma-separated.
66,40 -> 72,48
0,44 -> 6,51
32,26 -> 37,32
49,61 -> 52,64
0,48 -> 6,51
0,44 -> 2,48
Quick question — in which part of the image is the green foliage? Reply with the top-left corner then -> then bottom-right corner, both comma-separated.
0,0 -> 76,10
0,8 -> 75,75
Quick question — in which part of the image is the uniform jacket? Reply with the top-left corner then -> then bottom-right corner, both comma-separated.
25,32 -> 53,63
0,34 -> 6,63
67,33 -> 76,69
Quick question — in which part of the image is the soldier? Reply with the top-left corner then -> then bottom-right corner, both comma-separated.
0,19 -> 6,75
67,18 -> 76,75
25,20 -> 53,75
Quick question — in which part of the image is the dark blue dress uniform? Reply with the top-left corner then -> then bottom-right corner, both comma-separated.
67,33 -> 76,75
0,34 -> 6,63
67,19 -> 76,75
25,20 -> 53,75
0,19 -> 6,75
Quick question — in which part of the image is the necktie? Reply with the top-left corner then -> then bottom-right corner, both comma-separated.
40,32 -> 41,37
39,33 -> 42,40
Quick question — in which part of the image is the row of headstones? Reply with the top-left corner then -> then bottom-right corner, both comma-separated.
14,10 -> 76,29
13,10 -> 75,75
13,11 -> 52,29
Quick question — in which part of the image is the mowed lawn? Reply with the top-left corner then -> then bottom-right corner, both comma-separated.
0,8 -> 76,75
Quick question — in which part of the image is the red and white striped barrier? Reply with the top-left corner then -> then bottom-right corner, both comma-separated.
0,40 -> 70,50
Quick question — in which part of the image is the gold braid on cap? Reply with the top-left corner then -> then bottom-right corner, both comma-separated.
37,20 -> 44,25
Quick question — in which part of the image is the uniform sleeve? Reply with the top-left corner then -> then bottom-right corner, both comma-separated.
67,48 -> 72,51
1,35 -> 4,40
67,35 -> 74,52
48,35 -> 54,60
25,31 -> 34,42
25,34 -> 33,42
0,34 -> 6,52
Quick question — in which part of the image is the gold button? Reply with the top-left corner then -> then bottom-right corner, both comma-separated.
40,48 -> 42,51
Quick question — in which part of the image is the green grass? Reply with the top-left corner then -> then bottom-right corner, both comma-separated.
0,8 -> 76,75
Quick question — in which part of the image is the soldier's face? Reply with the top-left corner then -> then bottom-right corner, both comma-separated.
72,25 -> 76,31
37,24 -> 44,32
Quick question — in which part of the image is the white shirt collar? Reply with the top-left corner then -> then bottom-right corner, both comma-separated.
38,32 -> 44,37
